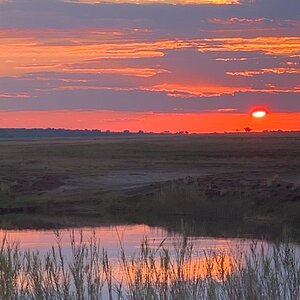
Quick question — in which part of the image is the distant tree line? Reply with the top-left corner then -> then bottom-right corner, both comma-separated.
0,128 -> 170,139
0,128 -> 297,139
0,128 -> 102,139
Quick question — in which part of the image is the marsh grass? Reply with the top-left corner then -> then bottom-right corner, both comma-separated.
0,233 -> 299,300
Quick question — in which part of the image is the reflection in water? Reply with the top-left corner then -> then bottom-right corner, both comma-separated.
0,224 -> 258,255
0,224 -> 264,282
1,225 -> 167,256
117,249 -> 236,285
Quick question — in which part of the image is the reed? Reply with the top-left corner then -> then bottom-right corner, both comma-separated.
0,233 -> 299,300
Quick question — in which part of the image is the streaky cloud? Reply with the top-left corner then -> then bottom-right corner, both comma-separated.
62,0 -> 240,5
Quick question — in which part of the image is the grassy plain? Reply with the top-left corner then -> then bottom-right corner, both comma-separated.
0,133 -> 299,233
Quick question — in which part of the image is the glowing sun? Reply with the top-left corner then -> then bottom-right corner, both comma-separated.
252,110 -> 267,118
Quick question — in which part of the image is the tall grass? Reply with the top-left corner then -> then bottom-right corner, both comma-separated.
0,233 -> 299,299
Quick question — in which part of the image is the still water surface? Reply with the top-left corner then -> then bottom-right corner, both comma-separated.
0,224 -> 272,257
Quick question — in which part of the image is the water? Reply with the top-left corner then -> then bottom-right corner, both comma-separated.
0,224 -> 271,258
1,224 -> 299,299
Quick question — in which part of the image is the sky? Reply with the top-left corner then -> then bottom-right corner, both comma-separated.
0,0 -> 299,132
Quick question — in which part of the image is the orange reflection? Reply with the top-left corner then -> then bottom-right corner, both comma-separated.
0,228 -> 240,288
116,252 -> 236,285
0,110 -> 299,133
0,225 -> 161,249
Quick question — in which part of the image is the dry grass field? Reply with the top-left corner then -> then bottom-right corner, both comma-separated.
0,133 -> 299,233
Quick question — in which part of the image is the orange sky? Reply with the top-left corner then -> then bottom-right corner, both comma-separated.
0,110 -> 298,133
0,0 -> 299,132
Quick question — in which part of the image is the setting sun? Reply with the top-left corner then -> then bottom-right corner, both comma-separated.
252,110 -> 267,118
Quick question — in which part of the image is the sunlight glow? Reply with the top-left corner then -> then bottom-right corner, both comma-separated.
1,110 -> 299,133
252,110 -> 267,118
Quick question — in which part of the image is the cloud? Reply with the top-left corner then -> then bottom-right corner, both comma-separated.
16,66 -> 168,77
62,0 -> 240,5
142,83 -> 300,98
215,57 -> 248,61
198,37 -> 300,56
0,92 -> 30,99
142,83 -> 250,97
208,17 -> 272,24
0,29 -> 195,77
226,67 -> 300,77
2,29 -> 299,79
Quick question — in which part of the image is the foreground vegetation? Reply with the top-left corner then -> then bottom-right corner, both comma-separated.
0,233 -> 299,299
